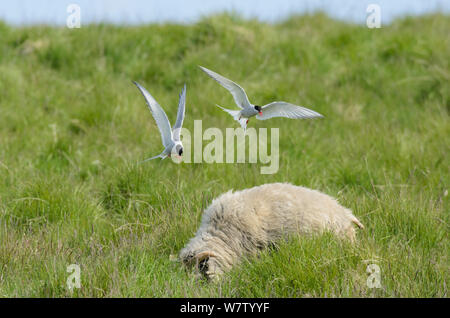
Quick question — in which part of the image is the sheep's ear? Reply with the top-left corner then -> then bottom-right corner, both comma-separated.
195,251 -> 217,262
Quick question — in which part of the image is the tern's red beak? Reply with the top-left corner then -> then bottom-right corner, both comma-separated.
258,111 -> 263,116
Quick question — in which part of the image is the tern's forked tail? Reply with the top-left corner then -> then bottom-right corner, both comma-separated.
215,104 -> 247,130
215,104 -> 240,120
139,153 -> 167,164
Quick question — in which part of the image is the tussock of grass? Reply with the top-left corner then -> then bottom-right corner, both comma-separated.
0,13 -> 448,297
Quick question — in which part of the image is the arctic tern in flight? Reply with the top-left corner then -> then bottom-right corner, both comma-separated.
133,81 -> 186,162
199,66 -> 323,130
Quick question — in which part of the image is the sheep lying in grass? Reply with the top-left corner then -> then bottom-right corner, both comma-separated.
179,183 -> 364,281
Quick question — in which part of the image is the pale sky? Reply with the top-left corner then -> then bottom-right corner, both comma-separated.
0,0 -> 449,25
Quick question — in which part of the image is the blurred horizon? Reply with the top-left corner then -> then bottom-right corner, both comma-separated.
0,0 -> 449,26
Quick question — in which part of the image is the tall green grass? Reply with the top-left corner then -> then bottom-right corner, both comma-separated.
0,13 -> 448,297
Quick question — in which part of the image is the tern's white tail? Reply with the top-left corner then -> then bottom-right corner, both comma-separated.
216,105 -> 247,130
139,153 -> 167,164
216,104 -> 240,120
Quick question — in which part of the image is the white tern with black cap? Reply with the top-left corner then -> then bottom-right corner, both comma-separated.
133,81 -> 186,162
199,65 -> 323,131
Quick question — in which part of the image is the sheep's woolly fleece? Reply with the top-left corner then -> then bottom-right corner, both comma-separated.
179,183 -> 364,280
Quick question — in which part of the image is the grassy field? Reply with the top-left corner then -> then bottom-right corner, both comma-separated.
0,13 -> 448,297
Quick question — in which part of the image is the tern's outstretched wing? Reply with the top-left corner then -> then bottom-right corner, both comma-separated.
257,102 -> 323,120
172,84 -> 186,142
133,81 -> 173,148
199,66 -> 251,110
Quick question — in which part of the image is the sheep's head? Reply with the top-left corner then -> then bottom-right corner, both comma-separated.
179,250 -> 223,281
